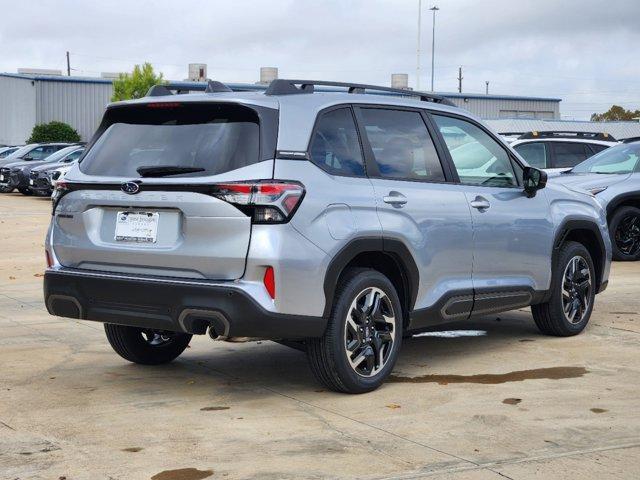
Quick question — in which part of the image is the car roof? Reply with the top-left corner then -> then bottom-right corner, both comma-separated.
108,86 -> 470,152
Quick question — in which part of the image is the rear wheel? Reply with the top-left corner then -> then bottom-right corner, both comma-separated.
307,268 -> 402,393
532,241 -> 595,336
18,187 -> 33,196
104,324 -> 192,365
609,206 -> 640,261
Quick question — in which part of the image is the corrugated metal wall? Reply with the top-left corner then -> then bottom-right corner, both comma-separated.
485,118 -> 640,140
447,97 -> 560,120
35,80 -> 113,141
0,76 -> 36,144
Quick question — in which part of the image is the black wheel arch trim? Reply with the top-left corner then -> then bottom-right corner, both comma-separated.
322,237 -> 420,318
605,191 -> 640,218
551,218 -> 607,296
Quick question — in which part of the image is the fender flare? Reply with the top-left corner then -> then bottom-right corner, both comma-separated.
322,237 -> 420,318
605,191 -> 640,218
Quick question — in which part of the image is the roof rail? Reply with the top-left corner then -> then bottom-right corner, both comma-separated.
146,80 -> 232,97
621,136 -> 640,144
518,131 -> 617,141
265,79 -> 456,106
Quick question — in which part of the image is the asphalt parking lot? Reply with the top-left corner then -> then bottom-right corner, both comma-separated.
1,192 -> 639,480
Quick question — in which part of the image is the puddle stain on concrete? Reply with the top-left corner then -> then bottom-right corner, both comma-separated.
502,398 -> 522,405
122,447 -> 143,452
590,408 -> 608,414
200,406 -> 230,411
150,468 -> 213,480
389,366 -> 588,385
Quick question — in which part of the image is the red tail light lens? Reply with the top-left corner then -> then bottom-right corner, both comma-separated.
263,266 -> 276,299
45,250 -> 53,269
211,181 -> 304,224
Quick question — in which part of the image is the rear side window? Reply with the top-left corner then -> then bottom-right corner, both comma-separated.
309,108 -> 365,176
513,142 -> 548,168
552,142 -> 592,168
359,108 -> 445,182
80,103 -> 260,177
588,143 -> 609,154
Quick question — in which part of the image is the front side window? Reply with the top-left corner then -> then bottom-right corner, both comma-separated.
80,103 -> 260,177
432,114 -> 517,187
359,108 -> 445,182
572,143 -> 640,174
309,108 -> 365,176
513,142 -> 547,169
552,142 -> 592,168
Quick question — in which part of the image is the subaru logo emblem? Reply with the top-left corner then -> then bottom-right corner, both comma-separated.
121,182 -> 140,194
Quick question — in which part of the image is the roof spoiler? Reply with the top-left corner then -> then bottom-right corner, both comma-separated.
146,80 -> 233,97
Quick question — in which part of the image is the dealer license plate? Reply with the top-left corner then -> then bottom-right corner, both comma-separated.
115,211 -> 159,243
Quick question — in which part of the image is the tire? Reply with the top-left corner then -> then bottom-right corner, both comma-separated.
609,206 -> 640,261
0,185 -> 13,193
18,187 -> 33,196
532,241 -> 596,336
307,268 -> 403,393
104,324 -> 192,365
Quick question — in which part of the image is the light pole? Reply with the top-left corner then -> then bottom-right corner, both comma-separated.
416,0 -> 422,91
430,5 -> 439,92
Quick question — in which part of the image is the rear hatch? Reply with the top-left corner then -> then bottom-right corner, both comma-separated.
52,100 -> 278,280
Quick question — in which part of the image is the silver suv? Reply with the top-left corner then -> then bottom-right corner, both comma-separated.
44,80 -> 611,393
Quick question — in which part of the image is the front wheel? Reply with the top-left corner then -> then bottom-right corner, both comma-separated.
609,206 -> 640,261
18,187 -> 33,196
0,185 -> 13,193
307,268 -> 403,393
104,324 -> 192,365
532,241 -> 595,336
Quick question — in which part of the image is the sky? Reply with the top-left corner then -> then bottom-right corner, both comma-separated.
0,0 -> 638,120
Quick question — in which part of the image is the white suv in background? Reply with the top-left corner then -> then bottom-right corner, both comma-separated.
511,131 -> 617,173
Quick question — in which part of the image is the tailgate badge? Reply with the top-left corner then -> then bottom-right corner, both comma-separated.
121,182 -> 140,194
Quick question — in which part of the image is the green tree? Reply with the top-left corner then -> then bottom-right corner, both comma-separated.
27,121 -> 81,143
591,105 -> 640,122
111,63 -> 164,101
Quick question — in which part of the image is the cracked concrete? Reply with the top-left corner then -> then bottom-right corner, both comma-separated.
1,193 -> 639,479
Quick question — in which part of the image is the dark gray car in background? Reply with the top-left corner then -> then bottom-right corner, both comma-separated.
0,143 -> 72,193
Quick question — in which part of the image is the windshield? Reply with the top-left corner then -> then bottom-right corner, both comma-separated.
80,103 -> 260,177
571,143 -> 640,174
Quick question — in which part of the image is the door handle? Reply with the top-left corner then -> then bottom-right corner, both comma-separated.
470,196 -> 490,210
383,191 -> 408,206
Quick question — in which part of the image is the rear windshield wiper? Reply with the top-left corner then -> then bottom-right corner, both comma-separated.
136,165 -> 205,177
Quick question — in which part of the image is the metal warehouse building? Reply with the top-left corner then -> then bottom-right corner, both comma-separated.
1,71 -> 561,145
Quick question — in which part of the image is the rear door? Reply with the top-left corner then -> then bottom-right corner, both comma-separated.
430,113 -> 555,312
354,106 -> 474,323
52,102 -> 276,280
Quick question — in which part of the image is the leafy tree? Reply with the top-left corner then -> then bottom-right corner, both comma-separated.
591,105 -> 640,122
111,63 -> 164,101
27,121 -> 81,143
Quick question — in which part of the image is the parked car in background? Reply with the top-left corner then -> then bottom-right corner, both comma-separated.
7,145 -> 85,196
511,131 -> 617,173
44,79 -> 611,393
0,143 -> 73,193
550,140 -> 640,261
0,146 -> 21,158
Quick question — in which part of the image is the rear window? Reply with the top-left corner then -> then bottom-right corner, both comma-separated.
80,103 -> 260,177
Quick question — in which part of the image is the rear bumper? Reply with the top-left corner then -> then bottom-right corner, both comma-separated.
44,268 -> 327,339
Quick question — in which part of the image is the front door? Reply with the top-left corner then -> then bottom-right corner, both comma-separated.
430,113 -> 555,315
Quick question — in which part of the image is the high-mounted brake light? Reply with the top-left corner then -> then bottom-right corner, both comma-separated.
146,102 -> 182,108
211,181 -> 305,224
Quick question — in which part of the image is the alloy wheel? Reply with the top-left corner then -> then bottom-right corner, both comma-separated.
344,287 -> 396,377
561,256 -> 592,325
141,330 -> 175,346
614,213 -> 640,257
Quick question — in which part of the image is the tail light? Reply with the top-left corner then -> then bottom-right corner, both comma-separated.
51,181 -> 69,214
45,250 -> 53,269
210,181 -> 304,224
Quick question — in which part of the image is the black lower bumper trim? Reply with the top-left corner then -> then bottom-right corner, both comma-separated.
44,269 -> 327,339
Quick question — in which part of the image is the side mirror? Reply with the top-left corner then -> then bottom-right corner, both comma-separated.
22,155 -> 33,161
523,166 -> 547,197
